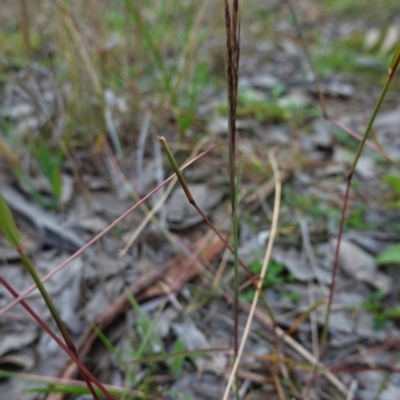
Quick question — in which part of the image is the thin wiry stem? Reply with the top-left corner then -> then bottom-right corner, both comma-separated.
16,249 -> 100,399
224,3 -> 241,397
285,2 -> 400,395
0,142 -> 223,316
222,151 -> 282,400
0,192 -> 102,399
158,136 -> 257,284
224,0 -> 236,207
224,0 -> 241,366
0,277 -> 114,400
321,68 -> 398,351
285,0 -> 400,352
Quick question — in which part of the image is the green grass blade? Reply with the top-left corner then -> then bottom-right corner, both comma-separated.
0,191 -> 21,247
18,250 -> 75,350
158,136 -> 193,202
389,41 -> 400,75
124,289 -> 165,358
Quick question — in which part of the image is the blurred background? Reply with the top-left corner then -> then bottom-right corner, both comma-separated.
1,1 -> 400,399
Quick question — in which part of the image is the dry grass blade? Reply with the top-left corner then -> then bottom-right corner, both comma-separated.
237,301 -> 348,396
52,0 -> 102,95
222,151 -> 281,400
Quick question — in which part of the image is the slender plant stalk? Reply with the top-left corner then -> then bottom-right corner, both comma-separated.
321,55 -> 400,351
0,192 -> 108,399
16,250 -> 101,400
224,0 -> 240,366
17,249 -> 73,348
159,135 -> 247,398
280,4 -> 400,396
158,136 -> 257,283
231,161 -> 240,352
0,277 -> 114,400
223,2 -> 241,397
222,152 -> 282,400
0,141 -> 222,316
285,0 -> 400,353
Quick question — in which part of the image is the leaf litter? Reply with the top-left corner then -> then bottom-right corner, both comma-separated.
0,1 -> 400,399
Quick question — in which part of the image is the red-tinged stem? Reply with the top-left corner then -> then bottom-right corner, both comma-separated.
322,52 -> 400,349
320,176 -> 351,349
389,54 -> 400,80
0,277 -> 114,400
329,119 -> 381,154
159,135 -> 258,286
14,248 -> 99,399
0,141 -> 223,316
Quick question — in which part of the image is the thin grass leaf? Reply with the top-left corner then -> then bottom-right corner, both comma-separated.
92,324 -> 124,364
14,168 -> 56,209
170,338 -> 186,377
124,289 -> 165,358
0,141 -> 222,318
389,41 -> 400,75
0,277 -> 113,400
125,347 -> 231,365
0,191 -> 21,247
158,136 -> 256,283
16,250 -> 102,399
36,142 -> 63,203
24,386 -> 94,396
158,136 -> 193,202
23,383 -> 145,398
16,254 -> 104,400
18,250 -> 75,349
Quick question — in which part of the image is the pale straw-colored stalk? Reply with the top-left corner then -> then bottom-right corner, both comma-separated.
222,151 -> 281,400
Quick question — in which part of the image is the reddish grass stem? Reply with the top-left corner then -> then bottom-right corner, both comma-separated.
0,141 -> 222,316
322,59 -> 400,351
0,277 -> 114,400
285,0 -> 400,353
284,2 -> 400,396
224,0 -> 241,366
